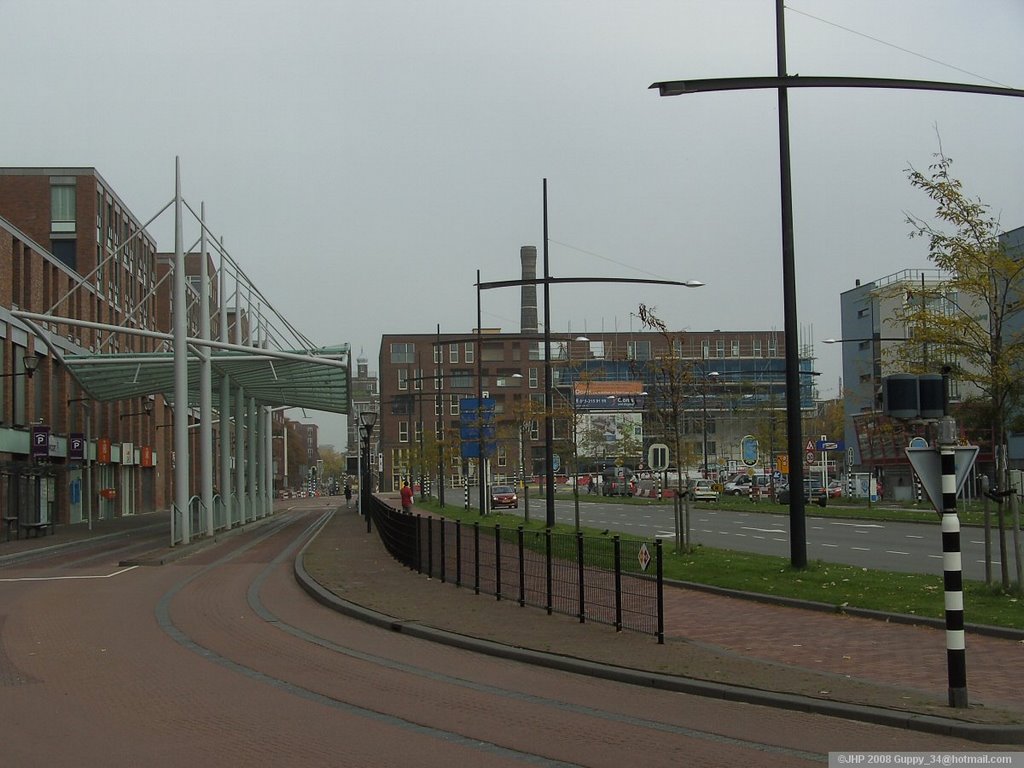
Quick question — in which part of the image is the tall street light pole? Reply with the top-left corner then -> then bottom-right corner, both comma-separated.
701,370 -> 719,479
359,410 -> 377,533
650,1 -> 1024,570
478,180 -> 703,527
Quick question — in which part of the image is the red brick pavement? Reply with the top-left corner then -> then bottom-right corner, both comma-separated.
6,500 -> 1024,728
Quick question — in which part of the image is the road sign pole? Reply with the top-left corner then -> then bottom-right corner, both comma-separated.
939,416 -> 968,708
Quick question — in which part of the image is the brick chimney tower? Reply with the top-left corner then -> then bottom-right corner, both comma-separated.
520,245 -> 538,335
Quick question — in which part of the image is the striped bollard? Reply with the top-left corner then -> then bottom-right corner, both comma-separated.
939,417 -> 967,708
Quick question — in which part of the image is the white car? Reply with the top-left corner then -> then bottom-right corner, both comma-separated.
688,479 -> 719,502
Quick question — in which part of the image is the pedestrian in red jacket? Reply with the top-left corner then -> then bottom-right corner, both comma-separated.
400,481 -> 414,513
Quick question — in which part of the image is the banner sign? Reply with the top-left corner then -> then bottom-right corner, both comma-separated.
31,425 -> 50,460
575,394 -> 646,411
97,437 -> 111,465
69,432 -> 85,461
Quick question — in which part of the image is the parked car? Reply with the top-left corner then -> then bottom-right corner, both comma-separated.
490,485 -> 518,509
723,474 -> 772,496
827,480 -> 843,499
688,478 -> 720,502
776,481 -> 828,506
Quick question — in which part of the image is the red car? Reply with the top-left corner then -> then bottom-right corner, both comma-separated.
490,485 -> 519,509
827,480 -> 843,499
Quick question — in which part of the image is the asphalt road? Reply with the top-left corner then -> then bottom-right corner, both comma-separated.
0,503 -> 997,766
541,497 -> 1008,581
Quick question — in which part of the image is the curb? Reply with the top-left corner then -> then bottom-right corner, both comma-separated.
292,510 -> 1024,745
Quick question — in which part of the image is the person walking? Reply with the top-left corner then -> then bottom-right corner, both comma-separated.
344,482 -> 352,509
400,480 -> 414,514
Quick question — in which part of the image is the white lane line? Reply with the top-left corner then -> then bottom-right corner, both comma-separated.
820,543 -> 838,548
905,535 -> 926,539
830,522 -> 885,528
885,550 -> 910,555
0,565 -> 139,583
740,527 -> 786,534
851,547 -> 871,551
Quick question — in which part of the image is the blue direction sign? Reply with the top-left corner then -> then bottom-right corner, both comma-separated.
815,439 -> 845,452
460,397 -> 496,460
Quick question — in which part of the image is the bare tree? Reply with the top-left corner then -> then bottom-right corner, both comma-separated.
636,303 -> 697,552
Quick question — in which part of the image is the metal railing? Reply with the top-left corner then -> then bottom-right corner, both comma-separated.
367,496 -> 664,642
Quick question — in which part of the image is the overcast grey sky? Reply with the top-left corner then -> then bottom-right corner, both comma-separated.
3,0 -> 1022,449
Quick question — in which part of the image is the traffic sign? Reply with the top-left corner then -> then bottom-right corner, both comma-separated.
740,435 -> 758,467
552,454 -> 561,472
905,446 -> 979,514
847,446 -> 855,467
648,443 -> 669,471
815,439 -> 844,452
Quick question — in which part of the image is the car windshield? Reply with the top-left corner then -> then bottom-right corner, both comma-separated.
492,486 -> 514,494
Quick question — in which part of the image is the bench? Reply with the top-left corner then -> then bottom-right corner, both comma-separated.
3,515 -> 18,541
19,521 -> 55,538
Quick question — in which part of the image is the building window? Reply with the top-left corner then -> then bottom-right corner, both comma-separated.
413,368 -> 423,391
857,307 -> 870,318
450,395 -> 460,415
390,343 -> 414,364
497,445 -> 507,467
731,340 -> 740,357
449,343 -> 459,363
464,342 -> 474,363
701,340 -> 710,359
51,182 -> 76,233
399,421 -> 409,443
715,340 -> 725,358
767,337 -> 778,357
528,367 -> 538,388
433,345 -> 442,364
398,370 -> 408,391
450,369 -> 473,388
627,340 -> 651,361
752,338 -> 762,357
530,419 -> 539,441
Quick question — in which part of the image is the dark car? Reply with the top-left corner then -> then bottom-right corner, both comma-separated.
490,485 -> 518,509
601,468 -> 635,497
776,481 -> 828,506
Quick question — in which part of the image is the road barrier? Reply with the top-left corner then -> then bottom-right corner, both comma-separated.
367,496 -> 664,642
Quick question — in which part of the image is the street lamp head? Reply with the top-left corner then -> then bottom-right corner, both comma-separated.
24,355 -> 39,377
144,397 -> 154,416
359,410 -> 378,431
682,280 -> 705,288
707,371 -> 720,380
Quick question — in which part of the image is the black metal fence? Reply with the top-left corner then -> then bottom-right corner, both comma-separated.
368,497 -> 664,642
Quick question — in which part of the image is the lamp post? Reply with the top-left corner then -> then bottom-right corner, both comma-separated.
701,370 -> 719,479
564,336 -> 589,530
118,396 -> 155,420
359,409 -> 377,532
0,354 -> 39,379
272,429 -> 288,496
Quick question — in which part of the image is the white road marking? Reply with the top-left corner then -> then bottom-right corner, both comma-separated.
0,565 -> 139,583
851,547 -> 871,551
740,527 -> 786,534
885,550 -> 910,555
829,522 -> 884,528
